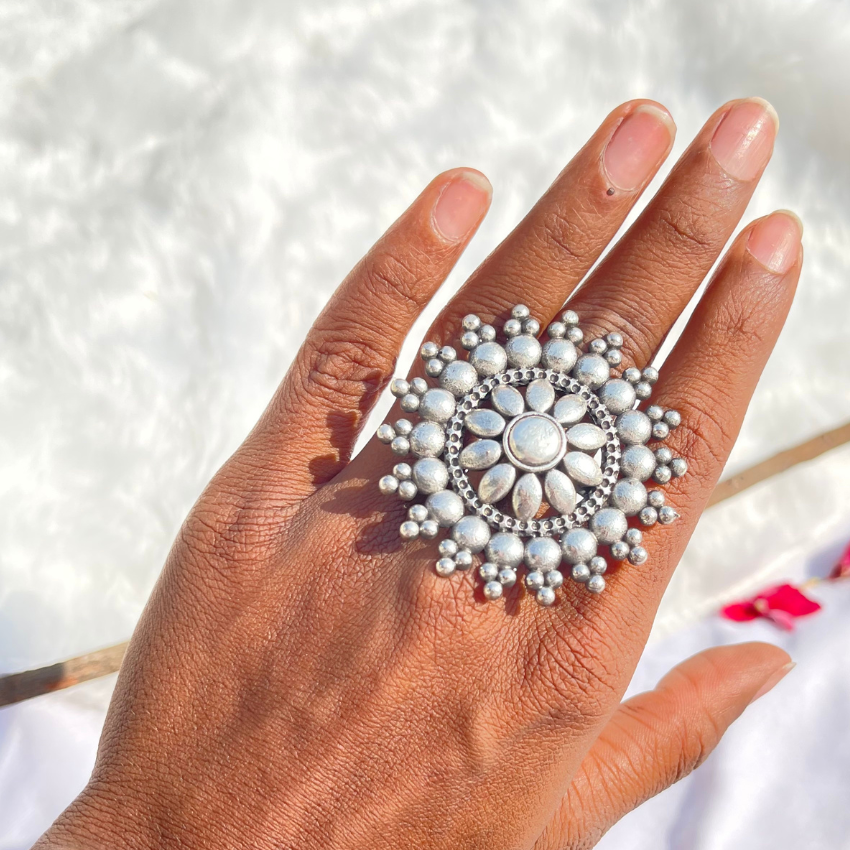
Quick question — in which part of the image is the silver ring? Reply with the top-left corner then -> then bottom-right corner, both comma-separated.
375,305 -> 686,607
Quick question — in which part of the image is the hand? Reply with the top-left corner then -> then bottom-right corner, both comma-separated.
37,98 -> 800,850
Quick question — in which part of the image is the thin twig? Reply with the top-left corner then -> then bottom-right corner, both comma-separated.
3,421 -> 850,709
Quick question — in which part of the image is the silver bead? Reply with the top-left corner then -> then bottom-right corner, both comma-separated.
469,343 -> 507,382
547,321 -> 567,338
587,575 -> 606,594
398,480 -> 418,500
670,457 -> 688,478
658,506 -> 680,525
479,324 -> 496,342
655,446 -> 673,465
418,388 -> 456,422
647,489 -> 665,508
639,506 -> 658,526
491,385 -> 525,417
478,463 -> 517,504
479,562 -> 499,582
525,379 -> 556,413
505,335 -> 542,368
377,424 -> 396,444
573,354 -> 610,389
393,462 -> 412,480
566,326 -> 584,344
616,410 -> 652,445
653,465 -> 672,484
611,478 -> 648,516
504,318 -> 522,337
523,318 -> 540,336
499,568 -> 517,587
484,581 -> 504,601
621,445 -> 656,483
606,332 -> 623,349
545,569 -> 564,589
589,338 -> 608,355
485,532 -> 524,567
410,377 -> 429,395
605,348 -> 623,367
412,458 -> 449,494
390,378 -> 410,397
466,409 -> 506,438
439,360 -> 478,397
590,507 -> 628,545
610,541 -> 630,561
663,409 -> 682,429
454,550 -> 474,570
462,314 -> 482,332
408,504 -> 429,523
420,341 -> 439,360
394,418 -> 413,436
426,490 -> 464,527
400,393 -> 420,412
625,527 -> 643,547
634,381 -> 653,400
566,423 -> 607,451
512,473 -> 543,521
425,358 -> 444,377
439,538 -> 458,558
409,421 -> 446,457
512,304 -> 531,320
642,366 -> 659,385
439,346 -> 457,363
553,393 -> 588,425
420,520 -> 439,539
561,528 -> 598,564
391,436 -> 410,455
524,536 -> 562,572
536,587 -> 556,607
451,516 -> 491,553
646,405 -> 664,421
461,331 -> 479,350
597,378 -> 636,415
589,556 -> 608,575
378,475 -> 399,495
525,570 -> 545,590
562,452 -> 603,487
399,521 -> 420,540
571,563 -> 590,583
541,338 -> 578,372
562,309 -> 579,326
459,439 -> 502,470
652,421 -> 670,441
628,546 -> 648,565
435,557 -> 456,577
623,367 -> 641,384
544,469 -> 577,515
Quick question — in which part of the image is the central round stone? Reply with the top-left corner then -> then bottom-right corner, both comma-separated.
503,411 -> 567,473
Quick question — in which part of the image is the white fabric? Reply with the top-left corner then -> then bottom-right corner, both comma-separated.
2,0 -> 850,846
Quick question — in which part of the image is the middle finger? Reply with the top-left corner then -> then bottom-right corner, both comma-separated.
569,97 -> 778,369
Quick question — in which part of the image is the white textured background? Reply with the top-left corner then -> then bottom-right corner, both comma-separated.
2,1 -> 850,847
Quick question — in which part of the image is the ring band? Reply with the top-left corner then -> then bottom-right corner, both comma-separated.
376,305 -> 686,607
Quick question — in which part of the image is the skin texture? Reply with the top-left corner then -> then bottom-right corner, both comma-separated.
36,99 -> 801,850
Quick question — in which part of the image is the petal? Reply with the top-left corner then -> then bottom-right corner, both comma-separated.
465,409 -> 506,438
512,473 -> 543,521
525,379 -> 555,413
491,385 -> 525,418
553,394 -> 587,425
478,463 -> 516,504
459,439 -> 502,470
762,584 -> 822,617
544,469 -> 577,515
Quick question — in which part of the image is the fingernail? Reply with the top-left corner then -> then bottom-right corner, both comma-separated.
751,661 -> 796,704
602,104 -> 676,192
432,170 -> 492,242
710,97 -> 778,181
746,210 -> 803,274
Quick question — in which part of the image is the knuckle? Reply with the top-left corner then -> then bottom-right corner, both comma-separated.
304,333 -> 390,405
675,387 -> 736,483
537,207 -> 590,266
361,249 -> 428,315
656,200 -> 718,258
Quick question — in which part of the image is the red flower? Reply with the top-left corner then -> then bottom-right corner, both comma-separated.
830,542 -> 850,579
721,583 -> 821,631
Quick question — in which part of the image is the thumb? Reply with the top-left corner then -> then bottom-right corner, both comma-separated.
535,642 -> 794,849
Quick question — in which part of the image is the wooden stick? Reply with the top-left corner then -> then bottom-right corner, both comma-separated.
3,420 -> 850,709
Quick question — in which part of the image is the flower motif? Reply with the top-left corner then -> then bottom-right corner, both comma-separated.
375,305 -> 687,606
721,583 -> 822,631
